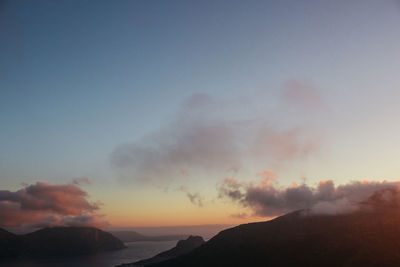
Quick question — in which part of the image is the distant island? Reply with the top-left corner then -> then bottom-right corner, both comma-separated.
0,226 -> 125,259
111,231 -> 189,242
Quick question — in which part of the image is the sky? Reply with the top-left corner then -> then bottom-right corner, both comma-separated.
2,0 -> 400,230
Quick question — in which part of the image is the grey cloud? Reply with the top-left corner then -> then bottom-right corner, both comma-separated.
110,85 -> 323,185
178,185 -> 204,207
186,192 -> 204,207
219,177 -> 400,216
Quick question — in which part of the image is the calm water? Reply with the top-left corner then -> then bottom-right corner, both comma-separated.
0,240 -> 177,267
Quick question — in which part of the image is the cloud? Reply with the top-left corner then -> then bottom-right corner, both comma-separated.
0,182 -> 98,215
110,82 -> 323,186
219,175 -> 400,216
72,177 -> 91,186
28,214 -> 108,229
230,212 -> 249,219
281,80 -> 323,111
110,93 -> 244,184
251,126 -> 322,163
111,121 -> 240,184
178,185 -> 204,207
0,181 -> 106,228
218,178 -> 245,200
186,192 -> 204,207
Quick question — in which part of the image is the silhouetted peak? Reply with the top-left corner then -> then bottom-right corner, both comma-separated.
176,236 -> 204,249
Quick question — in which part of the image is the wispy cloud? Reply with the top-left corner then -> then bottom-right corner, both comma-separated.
281,80 -> 323,111
72,177 -> 91,186
178,185 -> 204,207
230,212 -> 249,219
110,81 -> 324,189
110,94 -> 241,184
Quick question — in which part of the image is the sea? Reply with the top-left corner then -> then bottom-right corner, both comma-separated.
0,240 -> 177,267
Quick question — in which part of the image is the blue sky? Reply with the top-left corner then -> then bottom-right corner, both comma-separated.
2,0 -> 400,226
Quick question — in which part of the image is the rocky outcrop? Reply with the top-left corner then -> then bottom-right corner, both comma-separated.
117,236 -> 204,267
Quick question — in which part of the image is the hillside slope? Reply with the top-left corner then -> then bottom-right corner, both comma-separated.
154,209 -> 400,267
118,236 -> 204,267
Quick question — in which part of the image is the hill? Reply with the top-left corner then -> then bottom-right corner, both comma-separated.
152,209 -> 400,267
0,226 -> 125,259
0,228 -> 21,258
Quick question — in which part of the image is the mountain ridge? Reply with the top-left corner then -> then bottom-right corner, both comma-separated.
0,226 -> 125,259
150,208 -> 400,267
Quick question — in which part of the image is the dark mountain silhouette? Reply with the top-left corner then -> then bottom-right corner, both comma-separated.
150,206 -> 400,266
117,236 -> 205,267
0,228 -> 21,258
111,231 -> 189,242
0,226 -> 125,259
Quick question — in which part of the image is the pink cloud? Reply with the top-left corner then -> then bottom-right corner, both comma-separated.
0,182 -> 106,228
282,80 -> 323,110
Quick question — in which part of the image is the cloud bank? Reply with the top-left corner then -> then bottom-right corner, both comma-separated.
0,181 -> 106,228
219,175 -> 400,216
110,81 -> 323,186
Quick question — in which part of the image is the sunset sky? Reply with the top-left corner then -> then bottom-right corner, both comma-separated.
2,0 -> 400,230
